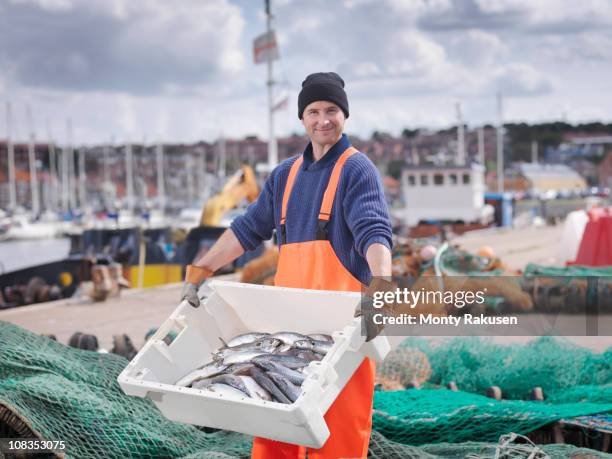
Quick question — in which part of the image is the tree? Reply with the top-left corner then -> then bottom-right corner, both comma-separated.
387,159 -> 406,180
401,128 -> 420,139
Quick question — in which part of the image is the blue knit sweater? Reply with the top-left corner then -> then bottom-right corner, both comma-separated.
230,134 -> 393,284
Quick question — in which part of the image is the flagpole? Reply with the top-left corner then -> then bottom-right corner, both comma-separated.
266,0 -> 277,169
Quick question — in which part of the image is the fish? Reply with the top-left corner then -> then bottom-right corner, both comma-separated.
239,375 -> 272,401
267,372 -> 301,403
251,354 -> 310,369
279,349 -> 323,362
270,332 -> 310,346
175,362 -> 229,387
206,383 -> 250,399
308,334 -> 333,342
293,339 -> 333,354
223,351 -> 270,365
249,367 -> 291,404
192,374 -> 250,396
213,338 -> 281,360
252,360 -> 306,385
224,363 -> 255,376
220,332 -> 271,348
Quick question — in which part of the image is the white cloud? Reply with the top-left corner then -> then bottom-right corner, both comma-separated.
492,63 -> 555,96
2,0 -> 611,144
1,0 -> 246,93
8,0 -> 74,11
448,29 -> 507,67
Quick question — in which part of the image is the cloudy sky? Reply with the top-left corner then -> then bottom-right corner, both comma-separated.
1,0 -> 611,145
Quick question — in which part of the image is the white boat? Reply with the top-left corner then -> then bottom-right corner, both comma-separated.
0,213 -> 62,241
395,163 -> 494,227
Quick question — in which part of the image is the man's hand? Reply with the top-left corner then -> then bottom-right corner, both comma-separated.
181,265 -> 214,308
355,277 -> 398,342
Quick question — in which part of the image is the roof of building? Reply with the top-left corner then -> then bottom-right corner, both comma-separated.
517,163 -> 586,189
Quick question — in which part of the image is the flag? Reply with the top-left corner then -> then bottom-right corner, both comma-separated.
253,30 -> 279,64
272,96 -> 288,112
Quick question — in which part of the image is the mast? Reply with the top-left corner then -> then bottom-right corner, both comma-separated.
78,147 -> 86,210
125,143 -> 134,211
478,127 -> 485,165
26,105 -> 40,216
6,102 -> 17,211
496,92 -> 504,194
186,153 -> 194,205
103,142 -> 111,185
197,145 -> 206,202
61,120 -> 70,213
265,0 -> 278,168
155,142 -> 165,210
531,140 -> 538,164
46,119 -> 58,212
455,102 -> 465,165
66,119 -> 76,211
219,133 -> 226,179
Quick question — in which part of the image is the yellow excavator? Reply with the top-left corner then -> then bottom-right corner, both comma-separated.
200,165 -> 260,226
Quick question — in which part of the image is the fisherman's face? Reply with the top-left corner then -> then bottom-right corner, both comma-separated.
301,101 -> 345,147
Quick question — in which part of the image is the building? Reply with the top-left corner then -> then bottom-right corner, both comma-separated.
498,163 -> 587,195
598,152 -> 612,189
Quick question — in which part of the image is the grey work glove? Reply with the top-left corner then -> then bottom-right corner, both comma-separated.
181,265 -> 214,308
355,278 -> 398,342
181,282 -> 201,308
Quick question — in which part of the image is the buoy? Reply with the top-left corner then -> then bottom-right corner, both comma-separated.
476,246 -> 495,258
419,245 -> 437,261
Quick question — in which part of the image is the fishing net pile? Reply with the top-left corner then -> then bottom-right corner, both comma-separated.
0,321 -> 252,459
380,335 -> 612,400
1,321 -> 610,458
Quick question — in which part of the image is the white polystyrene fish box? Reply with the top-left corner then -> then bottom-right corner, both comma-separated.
117,280 -> 397,448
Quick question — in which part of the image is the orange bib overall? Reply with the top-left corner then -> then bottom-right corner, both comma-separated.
251,147 -> 375,459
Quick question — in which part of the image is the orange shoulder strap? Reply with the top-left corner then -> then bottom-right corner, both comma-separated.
280,156 -> 304,225
318,147 -> 358,221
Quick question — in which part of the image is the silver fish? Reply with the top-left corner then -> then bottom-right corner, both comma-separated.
293,339 -> 332,354
279,349 -> 322,362
206,383 -> 249,399
175,362 -> 229,387
267,372 -> 301,403
250,367 -> 291,404
223,351 -> 270,365
253,360 -> 305,385
270,332 -> 310,346
308,334 -> 333,342
251,354 -> 310,369
239,375 -> 272,401
225,363 -> 255,376
220,332 -> 271,348
192,374 -> 250,395
214,338 -> 281,359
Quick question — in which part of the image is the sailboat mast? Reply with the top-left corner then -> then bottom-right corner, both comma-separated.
5,102 -> 17,211
156,142 -> 165,210
26,105 -> 40,216
66,119 -> 77,211
78,147 -> 86,210
46,119 -> 58,212
61,120 -> 70,213
125,143 -> 134,211
496,92 -> 504,194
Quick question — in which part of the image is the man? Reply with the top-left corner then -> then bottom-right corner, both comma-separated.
182,72 -> 393,458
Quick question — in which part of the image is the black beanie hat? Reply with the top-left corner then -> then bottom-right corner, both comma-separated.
298,72 -> 349,119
